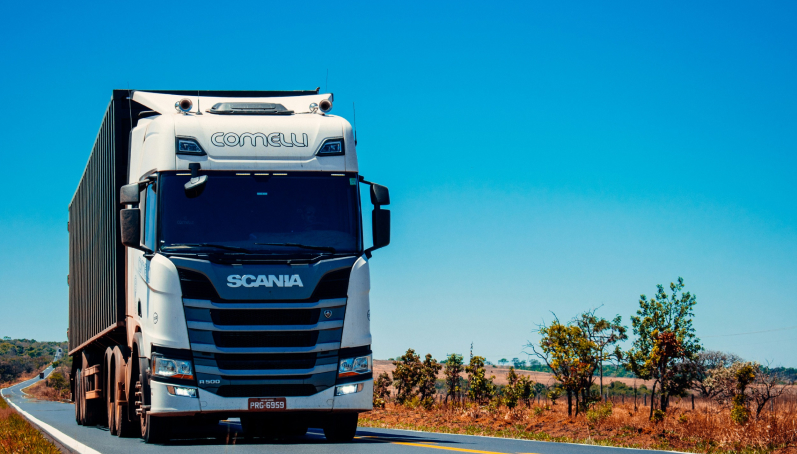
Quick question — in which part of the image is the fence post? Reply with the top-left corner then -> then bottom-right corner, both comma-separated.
644,394 -> 647,406
692,394 -> 695,410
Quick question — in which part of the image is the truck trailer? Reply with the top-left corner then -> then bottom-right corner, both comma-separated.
68,89 -> 390,442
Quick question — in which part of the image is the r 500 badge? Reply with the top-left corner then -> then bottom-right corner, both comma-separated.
248,397 -> 287,411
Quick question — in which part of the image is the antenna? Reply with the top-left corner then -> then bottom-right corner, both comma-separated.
352,102 -> 358,146
196,90 -> 202,115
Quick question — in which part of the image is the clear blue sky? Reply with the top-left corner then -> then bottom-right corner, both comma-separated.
1,1 -> 795,366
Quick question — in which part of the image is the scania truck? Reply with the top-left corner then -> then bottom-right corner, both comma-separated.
68,90 -> 390,443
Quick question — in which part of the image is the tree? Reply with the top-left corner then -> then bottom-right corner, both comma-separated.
503,366 -> 520,409
392,349 -> 422,404
529,317 -> 595,416
498,358 -> 508,366
418,354 -> 442,409
687,350 -> 742,398
575,308 -> 627,398
750,364 -> 792,417
465,356 -> 496,404
625,277 -> 701,418
373,372 -> 392,408
444,353 -> 464,403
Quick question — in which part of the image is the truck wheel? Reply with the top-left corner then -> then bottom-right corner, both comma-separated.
74,368 -> 83,425
323,413 -> 358,442
142,414 -> 170,443
114,349 -> 136,437
104,348 -> 116,435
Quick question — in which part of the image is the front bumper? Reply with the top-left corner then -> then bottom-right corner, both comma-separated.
148,378 -> 373,416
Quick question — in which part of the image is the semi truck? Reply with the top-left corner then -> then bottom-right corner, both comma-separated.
68,90 -> 390,443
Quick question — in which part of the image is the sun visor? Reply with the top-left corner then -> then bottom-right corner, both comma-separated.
131,91 -> 333,115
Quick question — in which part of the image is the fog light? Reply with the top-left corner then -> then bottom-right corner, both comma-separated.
335,383 -> 364,396
166,385 -> 198,398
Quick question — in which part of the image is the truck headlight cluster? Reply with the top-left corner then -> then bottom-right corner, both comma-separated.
152,356 -> 194,380
338,354 -> 371,378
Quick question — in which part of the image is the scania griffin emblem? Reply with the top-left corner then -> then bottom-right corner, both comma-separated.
323,310 -> 332,319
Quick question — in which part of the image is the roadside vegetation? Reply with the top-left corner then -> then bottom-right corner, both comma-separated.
24,360 -> 71,402
366,277 -> 797,453
0,338 -> 67,386
0,396 -> 60,453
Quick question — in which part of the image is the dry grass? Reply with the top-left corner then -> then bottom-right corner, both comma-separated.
360,395 -> 797,453
0,397 -> 60,454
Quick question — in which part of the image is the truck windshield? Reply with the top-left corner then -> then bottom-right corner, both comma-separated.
158,172 -> 361,255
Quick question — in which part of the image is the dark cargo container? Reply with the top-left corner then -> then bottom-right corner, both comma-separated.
68,91 -> 136,354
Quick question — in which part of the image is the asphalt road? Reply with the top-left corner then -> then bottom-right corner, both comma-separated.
2,369 -> 670,454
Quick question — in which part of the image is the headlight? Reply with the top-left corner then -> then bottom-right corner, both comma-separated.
176,137 -> 206,155
152,356 -> 194,380
338,354 -> 371,378
317,139 -> 344,156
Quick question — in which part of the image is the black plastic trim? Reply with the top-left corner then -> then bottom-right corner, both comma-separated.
151,345 -> 193,360
338,345 -> 371,359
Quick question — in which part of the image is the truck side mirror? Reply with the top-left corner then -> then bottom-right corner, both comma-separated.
370,184 -> 390,206
120,183 -> 140,204
372,209 -> 390,250
362,180 -> 391,258
120,209 -> 143,249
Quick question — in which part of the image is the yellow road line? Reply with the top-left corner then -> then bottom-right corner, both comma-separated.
384,440 -> 511,454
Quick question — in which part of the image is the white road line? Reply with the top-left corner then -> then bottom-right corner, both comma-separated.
2,371 -> 102,454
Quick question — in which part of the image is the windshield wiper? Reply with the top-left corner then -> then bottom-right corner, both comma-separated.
162,243 -> 252,253
254,243 -> 336,253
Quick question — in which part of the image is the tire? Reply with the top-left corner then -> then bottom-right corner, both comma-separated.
104,348 -> 116,435
143,414 -> 170,444
74,368 -> 83,425
323,413 -> 358,443
114,348 -> 136,438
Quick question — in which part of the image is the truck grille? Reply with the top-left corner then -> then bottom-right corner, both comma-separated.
177,262 -> 357,400
215,353 -> 317,370
210,309 -> 320,326
212,331 -> 319,348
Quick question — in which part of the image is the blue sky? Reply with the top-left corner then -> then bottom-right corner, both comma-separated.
0,1 -> 795,365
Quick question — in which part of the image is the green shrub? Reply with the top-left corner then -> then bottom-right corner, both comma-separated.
650,409 -> 665,423
586,402 -> 612,427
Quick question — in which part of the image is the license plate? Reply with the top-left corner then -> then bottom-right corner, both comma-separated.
248,397 -> 287,411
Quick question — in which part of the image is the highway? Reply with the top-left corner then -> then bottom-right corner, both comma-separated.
2,369 -> 668,454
